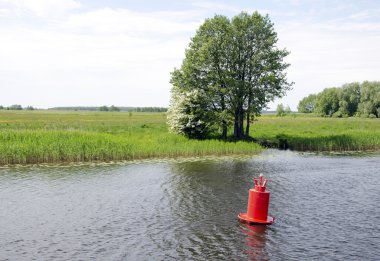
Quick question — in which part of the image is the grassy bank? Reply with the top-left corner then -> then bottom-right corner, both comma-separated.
0,111 -> 261,165
251,115 -> 380,151
0,111 -> 379,165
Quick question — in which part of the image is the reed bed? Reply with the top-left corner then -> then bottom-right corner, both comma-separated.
0,111 -> 379,165
0,111 -> 261,165
251,115 -> 380,151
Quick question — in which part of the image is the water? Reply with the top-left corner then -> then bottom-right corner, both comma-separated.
0,150 -> 379,260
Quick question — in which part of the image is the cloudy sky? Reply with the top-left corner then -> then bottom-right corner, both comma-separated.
1,0 -> 380,110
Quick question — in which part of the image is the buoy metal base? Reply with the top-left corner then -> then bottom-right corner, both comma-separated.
238,213 -> 275,225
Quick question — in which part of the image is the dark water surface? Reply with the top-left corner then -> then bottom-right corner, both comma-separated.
0,150 -> 379,260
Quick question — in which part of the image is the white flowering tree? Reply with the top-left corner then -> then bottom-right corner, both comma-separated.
167,89 -> 218,139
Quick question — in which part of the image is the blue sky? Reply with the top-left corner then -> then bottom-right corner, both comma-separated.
1,0 -> 380,109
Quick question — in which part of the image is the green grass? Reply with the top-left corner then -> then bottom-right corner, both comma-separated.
0,110 -> 262,165
0,111 -> 379,165
251,114 -> 380,151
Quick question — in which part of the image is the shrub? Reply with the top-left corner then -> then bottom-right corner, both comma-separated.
332,111 -> 343,118
369,113 -> 377,118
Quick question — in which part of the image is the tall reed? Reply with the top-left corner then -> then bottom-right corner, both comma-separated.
0,111 -> 262,164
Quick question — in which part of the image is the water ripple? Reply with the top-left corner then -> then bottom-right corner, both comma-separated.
0,150 -> 379,260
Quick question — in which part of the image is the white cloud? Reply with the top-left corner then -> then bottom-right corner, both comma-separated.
64,8 -> 201,36
0,5 -> 197,107
190,1 -> 239,13
1,1 -> 380,110
0,8 -> 10,16
0,0 -> 80,17
272,19 -> 380,110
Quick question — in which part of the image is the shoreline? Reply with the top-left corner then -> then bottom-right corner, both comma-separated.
1,111 -> 379,166
1,148 -> 379,168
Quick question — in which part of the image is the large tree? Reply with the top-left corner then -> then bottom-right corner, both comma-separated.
168,12 -> 292,139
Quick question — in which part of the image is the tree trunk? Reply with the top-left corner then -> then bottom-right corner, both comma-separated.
238,109 -> 244,139
234,109 -> 239,139
246,93 -> 252,137
222,120 -> 227,139
245,111 -> 250,136
221,94 -> 227,139
234,106 -> 245,139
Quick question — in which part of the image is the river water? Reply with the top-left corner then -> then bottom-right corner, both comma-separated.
0,150 -> 379,260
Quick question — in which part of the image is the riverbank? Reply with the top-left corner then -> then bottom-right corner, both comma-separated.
252,115 -> 380,151
0,111 -> 262,165
0,111 -> 379,165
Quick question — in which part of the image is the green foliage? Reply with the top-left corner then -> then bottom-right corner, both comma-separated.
315,88 -> 340,116
369,113 -> 377,118
332,111 -> 344,118
298,81 -> 379,117
0,105 -> 3,110
358,81 -> 380,117
169,12 -> 292,140
298,94 -> 317,113
338,82 -> 360,116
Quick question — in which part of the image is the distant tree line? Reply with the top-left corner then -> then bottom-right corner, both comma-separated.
48,106 -> 168,112
49,106 -> 99,111
298,81 -> 380,118
0,105 -> 35,110
99,105 -> 120,112
130,107 -> 167,112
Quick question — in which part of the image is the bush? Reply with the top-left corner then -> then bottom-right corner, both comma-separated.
332,111 -> 343,118
369,113 -> 377,118
360,113 -> 369,118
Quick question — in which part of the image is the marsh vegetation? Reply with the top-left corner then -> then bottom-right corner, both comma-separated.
0,111 -> 378,165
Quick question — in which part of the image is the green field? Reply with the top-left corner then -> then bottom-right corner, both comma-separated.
251,115 -> 380,151
0,111 -> 379,165
0,110 -> 262,165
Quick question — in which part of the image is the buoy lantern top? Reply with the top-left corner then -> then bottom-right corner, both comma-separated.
253,174 -> 268,192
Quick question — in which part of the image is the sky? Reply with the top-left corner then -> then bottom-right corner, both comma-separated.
1,0 -> 380,110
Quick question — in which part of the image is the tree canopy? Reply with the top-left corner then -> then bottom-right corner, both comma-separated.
168,12 -> 292,139
298,81 -> 380,118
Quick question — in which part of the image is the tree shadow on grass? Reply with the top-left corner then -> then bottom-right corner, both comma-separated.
259,134 -> 365,151
203,133 -> 367,152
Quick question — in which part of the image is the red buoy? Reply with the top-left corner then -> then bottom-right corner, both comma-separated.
238,174 -> 274,225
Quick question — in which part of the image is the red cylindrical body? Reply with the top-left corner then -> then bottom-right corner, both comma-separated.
246,186 -> 270,221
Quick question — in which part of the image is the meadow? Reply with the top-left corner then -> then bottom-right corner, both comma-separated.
0,110 -> 261,165
0,110 -> 379,165
251,115 -> 380,151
